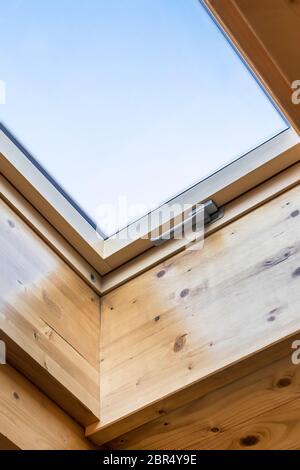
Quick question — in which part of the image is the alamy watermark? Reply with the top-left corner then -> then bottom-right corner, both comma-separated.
291,340 -> 300,365
95,199 -> 206,251
291,80 -> 300,105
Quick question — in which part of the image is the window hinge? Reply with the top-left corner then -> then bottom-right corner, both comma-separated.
151,200 -> 224,247
203,199 -> 224,225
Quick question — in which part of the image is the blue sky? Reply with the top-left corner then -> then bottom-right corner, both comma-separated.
0,0 -> 287,236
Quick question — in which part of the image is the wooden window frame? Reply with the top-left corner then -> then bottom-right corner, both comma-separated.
1,0 -> 300,293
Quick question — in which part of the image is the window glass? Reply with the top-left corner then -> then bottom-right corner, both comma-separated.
0,0 -> 288,237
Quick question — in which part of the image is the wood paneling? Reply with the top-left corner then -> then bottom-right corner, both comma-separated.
0,197 -> 100,425
89,184 -> 300,444
106,353 -> 300,450
205,0 -> 300,133
0,364 -> 95,450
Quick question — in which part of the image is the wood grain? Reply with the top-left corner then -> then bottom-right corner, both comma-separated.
0,364 -> 96,450
0,197 -> 100,425
106,352 -> 300,450
89,184 -> 300,443
0,330 -> 99,427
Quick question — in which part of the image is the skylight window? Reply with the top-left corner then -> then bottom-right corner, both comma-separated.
0,0 -> 288,238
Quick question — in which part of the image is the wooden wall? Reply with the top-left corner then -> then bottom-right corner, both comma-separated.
0,196 -> 101,427
107,352 -> 300,450
88,183 -> 300,447
1,168 -> 299,451
2,171 -> 299,450
0,364 -> 95,450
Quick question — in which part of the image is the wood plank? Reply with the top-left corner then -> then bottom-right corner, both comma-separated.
205,0 -> 300,133
0,198 -> 100,425
88,184 -> 300,442
215,399 -> 300,450
0,364 -> 96,450
0,198 -> 100,367
106,351 -> 300,450
0,330 -> 99,427
87,333 -> 300,444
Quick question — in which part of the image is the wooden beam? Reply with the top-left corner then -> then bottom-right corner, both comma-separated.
0,364 -> 96,450
0,330 -> 99,427
105,346 -> 300,450
88,184 -> 300,444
